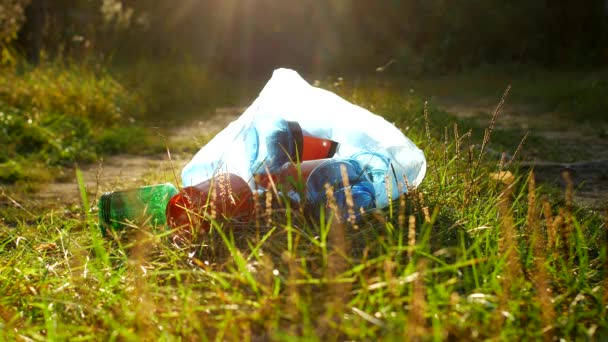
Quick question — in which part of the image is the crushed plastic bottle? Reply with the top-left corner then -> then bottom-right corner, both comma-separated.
302,159 -> 376,219
334,145 -> 422,208
257,158 -> 375,216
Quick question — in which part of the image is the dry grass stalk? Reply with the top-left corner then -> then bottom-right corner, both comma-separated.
494,173 -> 521,328
542,199 -> 553,230
217,172 -> 227,201
217,172 -> 231,213
557,207 -> 570,261
443,126 -> 449,168
385,173 -> 393,213
498,152 -> 507,171
527,172 -> 555,339
423,100 -> 431,142
562,171 -> 575,242
550,213 -> 564,258
325,184 -> 341,224
398,193 -> 407,231
505,131 -> 529,169
454,123 -> 460,161
562,171 -> 574,212
396,178 -> 406,230
543,199 -> 555,249
166,146 -> 182,190
417,192 -> 425,214
532,251 -> 555,341
263,164 -> 281,199
422,207 -> 431,223
254,190 -> 263,238
384,258 -> 398,298
257,253 -> 274,294
94,157 -> 104,203
405,260 -> 428,340
498,185 -> 520,280
209,177 -> 217,221
403,174 -> 412,192
264,190 -> 273,226
526,171 -> 537,237
466,129 -> 474,170
476,84 -> 511,171
463,129 -> 474,207
340,164 -> 358,229
321,205 -> 351,333
408,215 -> 416,258
282,251 -> 301,331
224,172 -> 235,206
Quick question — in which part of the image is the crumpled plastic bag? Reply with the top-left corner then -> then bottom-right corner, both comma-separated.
181,68 -> 426,211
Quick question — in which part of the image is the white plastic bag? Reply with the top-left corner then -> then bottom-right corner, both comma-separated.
182,68 -> 426,210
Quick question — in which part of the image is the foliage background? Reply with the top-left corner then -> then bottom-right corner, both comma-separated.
7,0 -> 608,75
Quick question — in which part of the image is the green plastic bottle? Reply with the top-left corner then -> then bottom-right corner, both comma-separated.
98,183 -> 179,233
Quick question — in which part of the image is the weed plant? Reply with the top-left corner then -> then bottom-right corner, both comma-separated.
0,82 -> 606,340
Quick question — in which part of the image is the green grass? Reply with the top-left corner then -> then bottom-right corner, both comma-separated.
0,59 -> 238,184
0,61 -> 153,183
1,79 -> 606,340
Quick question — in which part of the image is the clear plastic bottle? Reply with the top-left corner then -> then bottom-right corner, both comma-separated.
98,183 -> 178,233
334,144 -> 426,208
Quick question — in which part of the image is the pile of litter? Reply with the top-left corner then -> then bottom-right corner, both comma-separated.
98,69 -> 426,241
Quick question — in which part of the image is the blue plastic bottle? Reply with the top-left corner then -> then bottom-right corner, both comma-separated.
304,158 -> 376,219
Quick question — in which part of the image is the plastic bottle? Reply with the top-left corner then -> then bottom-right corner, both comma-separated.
253,158 -> 323,191
333,144 -> 426,208
254,119 -> 303,174
98,183 -> 178,233
255,158 -> 376,219
303,159 -> 376,219
166,173 -> 254,241
181,118 -> 338,188
253,119 -> 423,209
250,119 -> 339,177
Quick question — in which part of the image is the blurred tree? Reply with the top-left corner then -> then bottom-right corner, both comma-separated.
18,0 -> 102,62
0,0 -> 30,65
11,0 -> 608,73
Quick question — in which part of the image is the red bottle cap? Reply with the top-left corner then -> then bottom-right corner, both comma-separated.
302,135 -> 339,161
